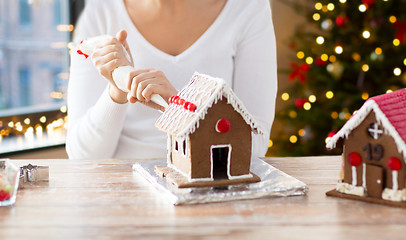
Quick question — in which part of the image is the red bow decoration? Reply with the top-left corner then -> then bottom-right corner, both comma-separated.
394,20 -> 406,43
289,62 -> 310,83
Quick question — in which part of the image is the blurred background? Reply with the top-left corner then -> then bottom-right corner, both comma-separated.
0,0 -> 405,158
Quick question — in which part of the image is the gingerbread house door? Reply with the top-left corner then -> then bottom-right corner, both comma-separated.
211,145 -> 231,180
366,164 -> 384,198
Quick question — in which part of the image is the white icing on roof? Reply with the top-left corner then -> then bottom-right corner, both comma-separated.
155,73 -> 263,138
326,100 -> 406,160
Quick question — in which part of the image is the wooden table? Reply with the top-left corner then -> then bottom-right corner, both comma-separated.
1,156 -> 406,240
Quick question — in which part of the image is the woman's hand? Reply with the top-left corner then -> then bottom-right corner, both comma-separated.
127,69 -> 178,111
91,30 -> 133,103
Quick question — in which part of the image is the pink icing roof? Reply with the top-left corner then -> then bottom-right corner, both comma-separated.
369,89 -> 406,143
326,89 -> 406,159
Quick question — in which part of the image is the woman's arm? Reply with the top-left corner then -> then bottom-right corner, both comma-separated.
233,0 -> 278,157
66,1 -> 129,159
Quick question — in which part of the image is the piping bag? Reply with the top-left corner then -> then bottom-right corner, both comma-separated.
77,35 -> 169,109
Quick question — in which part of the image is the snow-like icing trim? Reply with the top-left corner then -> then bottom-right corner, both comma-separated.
155,72 -> 264,139
326,100 -> 406,161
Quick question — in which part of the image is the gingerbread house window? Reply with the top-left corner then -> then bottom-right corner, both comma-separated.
182,139 -> 187,156
368,122 -> 383,140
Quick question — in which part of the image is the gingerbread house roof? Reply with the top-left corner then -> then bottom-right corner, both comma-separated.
155,73 -> 263,139
326,89 -> 406,159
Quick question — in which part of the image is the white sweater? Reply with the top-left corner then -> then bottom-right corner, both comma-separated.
66,0 -> 278,159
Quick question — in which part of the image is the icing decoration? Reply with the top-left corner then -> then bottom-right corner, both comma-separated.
326,89 -> 406,161
368,123 -> 383,139
155,72 -> 264,140
169,96 -> 197,112
216,119 -> 231,133
76,50 -> 89,59
387,157 -> 402,171
348,152 -> 361,167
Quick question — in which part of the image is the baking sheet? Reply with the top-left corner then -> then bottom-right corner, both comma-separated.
133,157 -> 308,205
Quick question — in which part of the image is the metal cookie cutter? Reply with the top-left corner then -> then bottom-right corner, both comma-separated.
19,164 -> 49,189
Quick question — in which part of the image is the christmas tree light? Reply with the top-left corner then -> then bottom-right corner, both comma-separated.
271,0 -> 406,156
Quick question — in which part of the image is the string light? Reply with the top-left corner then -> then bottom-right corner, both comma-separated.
327,3 -> 335,11
359,4 -> 367,12
389,16 -> 397,23
289,135 -> 298,144
297,51 -> 305,59
40,116 -> 47,123
298,129 -> 306,137
60,106 -> 67,113
404,58 -> 406,66
375,48 -> 382,55
362,92 -> 369,100
339,0 -> 346,3
387,89 -> 393,93
329,55 -> 336,62
331,112 -> 338,119
335,46 -> 343,54
352,53 -> 361,62
305,57 -> 314,64
362,30 -> 371,39
326,91 -> 334,99
24,118 -> 30,125
289,110 -> 297,118
268,140 -> 273,148
308,95 -> 317,103
281,93 -> 290,101
313,13 -> 321,21
321,54 -> 329,61
303,102 -> 311,110
393,39 -> 400,46
316,36 -> 325,45
394,68 -> 402,76
315,2 -> 322,10
362,64 -> 370,72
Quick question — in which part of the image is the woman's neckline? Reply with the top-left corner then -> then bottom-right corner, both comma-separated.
118,0 -> 231,61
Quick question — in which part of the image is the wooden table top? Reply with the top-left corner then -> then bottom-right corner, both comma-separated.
1,156 -> 406,240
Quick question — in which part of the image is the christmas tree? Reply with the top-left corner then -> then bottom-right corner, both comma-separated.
271,0 -> 406,156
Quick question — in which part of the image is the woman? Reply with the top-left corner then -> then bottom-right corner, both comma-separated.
66,0 -> 277,159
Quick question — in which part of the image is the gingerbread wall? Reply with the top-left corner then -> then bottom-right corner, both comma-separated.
188,98 -> 252,179
343,111 -> 405,193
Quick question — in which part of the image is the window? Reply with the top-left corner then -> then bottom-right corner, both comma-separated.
0,0 -> 84,154
19,0 -> 32,27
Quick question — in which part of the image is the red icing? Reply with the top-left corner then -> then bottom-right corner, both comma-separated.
216,119 -> 231,133
387,157 -> 402,171
187,103 -> 196,112
77,50 -> 89,59
179,99 -> 185,105
348,152 -> 362,167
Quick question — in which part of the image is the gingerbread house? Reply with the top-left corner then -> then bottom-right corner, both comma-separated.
154,73 -> 262,188
326,89 -> 406,206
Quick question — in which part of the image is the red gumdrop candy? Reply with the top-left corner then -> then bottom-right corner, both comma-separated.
348,152 -> 362,167
0,189 -> 10,201
216,119 -> 231,133
188,103 -> 196,112
184,101 -> 190,110
168,96 -> 174,103
387,157 -> 402,171
179,99 -> 185,105
173,96 -> 180,104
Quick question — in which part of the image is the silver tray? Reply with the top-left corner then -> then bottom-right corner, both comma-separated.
133,157 -> 308,205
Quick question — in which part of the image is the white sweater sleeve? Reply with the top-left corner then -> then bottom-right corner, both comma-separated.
233,0 -> 278,157
66,1 -> 129,159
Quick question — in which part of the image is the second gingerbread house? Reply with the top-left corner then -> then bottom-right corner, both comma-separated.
326,89 -> 406,206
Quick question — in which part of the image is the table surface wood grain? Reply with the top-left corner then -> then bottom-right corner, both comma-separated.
1,156 -> 406,240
